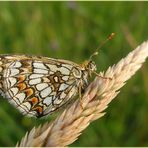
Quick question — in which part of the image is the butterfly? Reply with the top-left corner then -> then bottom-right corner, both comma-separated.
0,33 -> 114,118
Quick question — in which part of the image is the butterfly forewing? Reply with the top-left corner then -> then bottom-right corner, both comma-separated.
0,55 -> 84,118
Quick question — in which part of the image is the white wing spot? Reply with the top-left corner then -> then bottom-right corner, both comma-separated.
49,71 -> 54,75
8,77 -> 17,87
46,64 -> 57,72
34,68 -> 48,74
29,78 -> 41,85
13,97 -> 21,105
5,69 -> 10,77
36,83 -> 48,91
33,62 -> 48,70
30,74 -> 44,79
54,98 -> 62,105
22,102 -> 31,111
10,69 -> 19,76
43,96 -> 52,105
10,87 -> 19,96
15,61 -> 22,68
40,87 -> 52,98
15,93 -> 26,103
59,83 -> 69,91
60,91 -> 67,99
59,67 -> 70,75
62,76 -> 69,81
54,76 -> 58,82
62,64 -> 73,70
10,61 -> 22,68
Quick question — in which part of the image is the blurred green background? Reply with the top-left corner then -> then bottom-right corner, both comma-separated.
0,1 -> 148,147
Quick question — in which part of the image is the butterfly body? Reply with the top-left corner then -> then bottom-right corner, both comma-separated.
0,55 -> 96,118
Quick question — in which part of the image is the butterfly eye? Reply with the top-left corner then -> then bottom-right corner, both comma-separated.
72,67 -> 82,78
88,61 -> 96,71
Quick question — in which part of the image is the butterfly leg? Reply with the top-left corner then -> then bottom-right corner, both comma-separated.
78,83 -> 84,109
93,71 -> 112,80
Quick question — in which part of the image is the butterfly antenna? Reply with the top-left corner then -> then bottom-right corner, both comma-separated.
89,32 -> 115,60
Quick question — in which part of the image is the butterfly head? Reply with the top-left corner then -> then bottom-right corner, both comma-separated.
83,60 -> 97,77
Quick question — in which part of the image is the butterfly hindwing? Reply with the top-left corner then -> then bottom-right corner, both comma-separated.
1,55 -> 80,117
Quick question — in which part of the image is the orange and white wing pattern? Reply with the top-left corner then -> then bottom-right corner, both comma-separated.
0,55 -> 84,118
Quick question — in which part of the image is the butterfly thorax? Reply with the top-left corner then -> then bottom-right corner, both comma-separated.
81,60 -> 97,77
76,60 -> 97,88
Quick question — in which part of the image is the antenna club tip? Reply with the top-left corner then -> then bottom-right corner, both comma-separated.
94,51 -> 98,55
108,32 -> 115,40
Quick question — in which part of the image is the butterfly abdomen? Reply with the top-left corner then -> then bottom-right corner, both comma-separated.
0,57 -> 5,97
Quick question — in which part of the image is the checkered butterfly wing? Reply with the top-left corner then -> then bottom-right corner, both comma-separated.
0,55 -> 83,118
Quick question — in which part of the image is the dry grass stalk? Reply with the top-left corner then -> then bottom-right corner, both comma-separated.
17,41 -> 148,147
